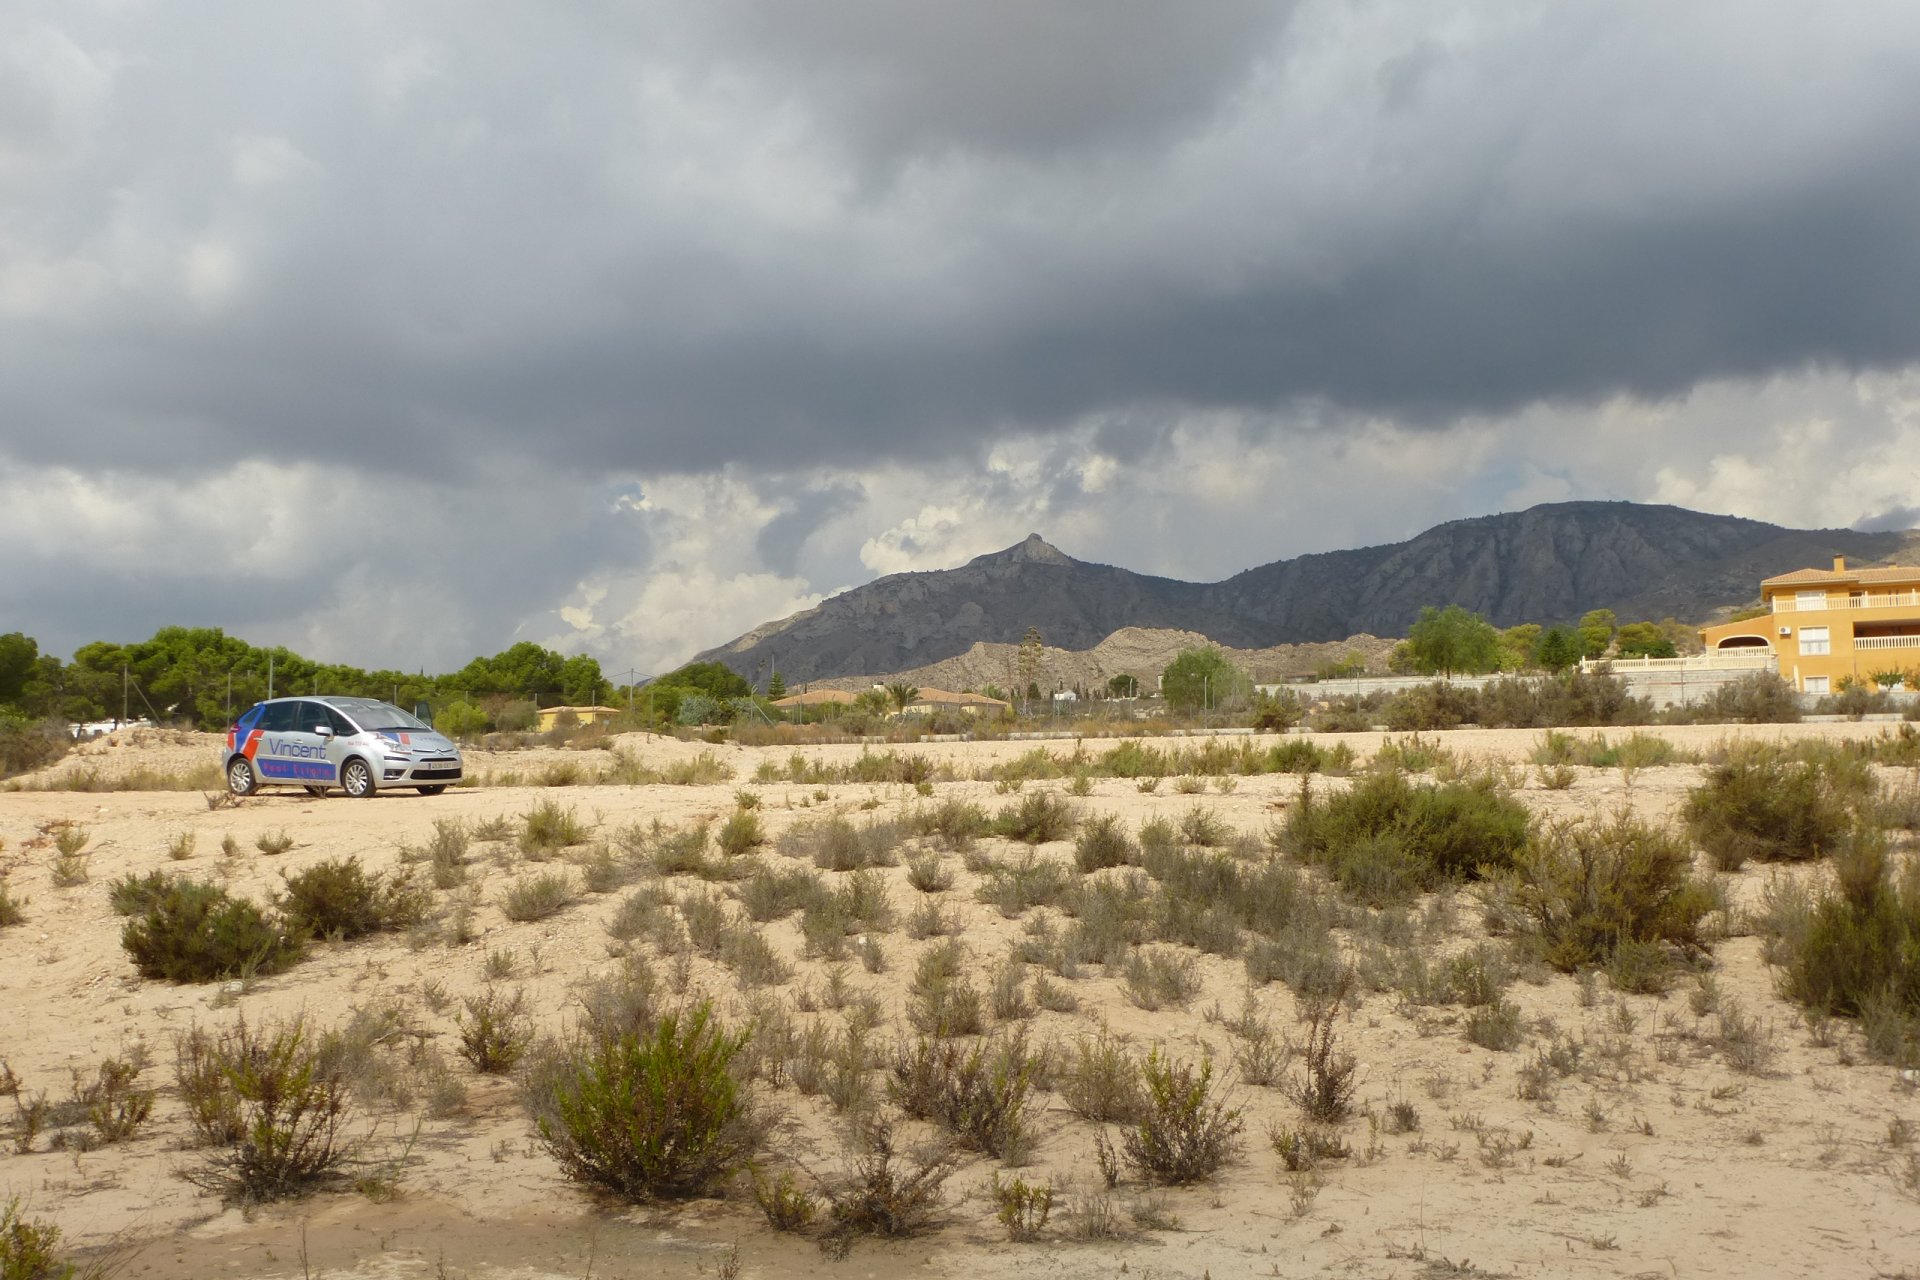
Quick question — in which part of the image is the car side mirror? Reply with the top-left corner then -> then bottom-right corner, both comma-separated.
314,725 -> 334,739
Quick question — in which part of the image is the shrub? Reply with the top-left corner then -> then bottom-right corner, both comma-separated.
0,716 -> 70,779
1281,772 -> 1530,897
526,1002 -> 767,1200
1382,682 -> 1478,731
1121,947 -> 1202,1011
738,865 -> 826,922
1060,1032 -> 1146,1123
1766,829 -> 1920,1060
1290,986 -> 1357,1123
822,1118 -> 957,1251
501,871 -> 575,922
795,816 -> 904,872
0,1198 -> 79,1280
122,881 -> 304,982
1463,999 -> 1525,1051
457,987 -> 533,1073
992,792 -> 1078,844
990,1173 -> 1056,1241
109,869 -> 179,916
749,1167 -> 818,1233
1121,1050 -> 1244,1185
279,858 -> 430,939
177,1014 -> 354,1203
717,809 -> 765,859
1501,813 -> 1717,975
913,798 -> 990,850
1682,751 -> 1851,870
905,851 -> 955,893
975,851 -> 1072,917
1674,672 -> 1801,724
887,1032 -> 1039,1159
1074,815 -> 1136,873
519,799 -> 589,854
0,881 -> 22,929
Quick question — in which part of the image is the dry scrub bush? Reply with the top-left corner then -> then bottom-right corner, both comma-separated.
121,880 -> 304,982
457,987 -> 533,1073
1498,813 -> 1717,980
887,1031 -> 1040,1159
1060,1031 -> 1146,1123
821,1118 -> 958,1254
518,799 -> 590,855
1074,815 -> 1137,873
1682,751 -> 1852,871
175,1014 -> 354,1204
500,871 -> 574,922
1291,985 -> 1358,1124
993,791 -> 1078,844
1121,1050 -> 1244,1185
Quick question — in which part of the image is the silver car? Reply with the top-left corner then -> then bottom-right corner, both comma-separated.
224,696 -> 464,798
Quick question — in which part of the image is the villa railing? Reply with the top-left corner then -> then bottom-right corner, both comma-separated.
1852,636 -> 1920,651
1581,653 -> 1776,674
1771,591 -> 1920,612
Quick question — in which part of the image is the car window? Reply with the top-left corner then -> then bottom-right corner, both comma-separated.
337,700 -> 430,731
257,702 -> 297,733
323,705 -> 357,735
291,701 -> 335,734
235,704 -> 264,731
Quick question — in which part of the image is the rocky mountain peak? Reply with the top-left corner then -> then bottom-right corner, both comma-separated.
971,533 -> 1074,567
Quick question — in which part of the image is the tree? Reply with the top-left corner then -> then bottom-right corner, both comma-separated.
885,682 -> 920,714
1497,624 -> 1542,672
1533,626 -> 1585,673
1017,628 -> 1044,711
558,654 -> 610,706
1107,673 -> 1141,698
1405,606 -> 1501,677
1614,622 -> 1677,659
656,662 -> 752,700
853,688 -> 891,716
1577,609 -> 1618,660
0,633 -> 38,707
1160,648 -> 1253,713
766,670 -> 786,700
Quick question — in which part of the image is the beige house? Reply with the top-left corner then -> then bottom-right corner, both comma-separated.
903,688 -> 1011,716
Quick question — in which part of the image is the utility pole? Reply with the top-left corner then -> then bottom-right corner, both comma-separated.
122,666 -> 129,726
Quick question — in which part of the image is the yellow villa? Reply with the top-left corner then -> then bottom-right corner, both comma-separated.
1700,555 -> 1920,693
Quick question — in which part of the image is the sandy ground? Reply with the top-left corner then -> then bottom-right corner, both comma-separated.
2,723 -> 1918,1279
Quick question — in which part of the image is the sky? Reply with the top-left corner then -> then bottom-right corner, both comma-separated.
7,1 -> 1920,678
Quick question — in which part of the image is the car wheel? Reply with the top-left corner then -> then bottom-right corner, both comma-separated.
304,785 -> 329,798
341,757 -> 375,798
227,757 -> 258,796
416,785 -> 448,796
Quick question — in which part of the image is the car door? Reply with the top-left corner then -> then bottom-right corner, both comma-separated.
318,702 -> 359,783
252,700 -> 300,782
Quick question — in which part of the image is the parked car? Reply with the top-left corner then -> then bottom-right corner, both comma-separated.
223,696 -> 463,797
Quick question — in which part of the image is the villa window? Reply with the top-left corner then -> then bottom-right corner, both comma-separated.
1805,676 -> 1830,695
1799,626 -> 1830,656
1796,590 -> 1828,611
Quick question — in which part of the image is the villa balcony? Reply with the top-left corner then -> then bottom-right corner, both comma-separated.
1852,635 -> 1920,651
1770,591 -> 1920,612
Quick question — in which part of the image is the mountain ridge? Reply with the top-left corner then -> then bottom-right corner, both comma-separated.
692,501 -> 1916,685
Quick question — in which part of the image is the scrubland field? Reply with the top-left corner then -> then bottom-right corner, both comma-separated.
2,723 -> 1918,1279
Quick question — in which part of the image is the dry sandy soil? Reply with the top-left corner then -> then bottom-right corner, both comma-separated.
2,723 -> 1918,1279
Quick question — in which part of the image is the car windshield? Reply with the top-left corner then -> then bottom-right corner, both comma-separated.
330,699 -> 430,732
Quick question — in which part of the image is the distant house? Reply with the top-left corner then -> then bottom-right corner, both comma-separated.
535,704 -> 624,732
771,689 -> 859,711
1699,555 -> 1920,693
903,688 -> 1011,716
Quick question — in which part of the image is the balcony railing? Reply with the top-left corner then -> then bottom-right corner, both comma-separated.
1852,635 -> 1920,651
1771,591 -> 1920,612
1582,653 -> 1777,673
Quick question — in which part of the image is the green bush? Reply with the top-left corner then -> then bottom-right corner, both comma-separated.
1501,813 -> 1716,975
1280,772 -> 1530,898
526,1002 -> 767,1200
1667,672 -> 1801,724
822,1118 -> 957,1250
278,858 -> 429,939
1382,682 -> 1478,731
1121,1050 -> 1244,1185
0,881 -> 23,929
177,1014 -> 354,1203
1682,751 -> 1851,870
109,869 -> 180,916
121,880 -> 304,983
716,809 -> 765,859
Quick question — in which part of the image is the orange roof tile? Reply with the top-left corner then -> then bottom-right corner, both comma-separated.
1763,565 -> 1920,588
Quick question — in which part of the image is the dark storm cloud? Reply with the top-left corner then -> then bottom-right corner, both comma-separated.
7,1 -> 1920,486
